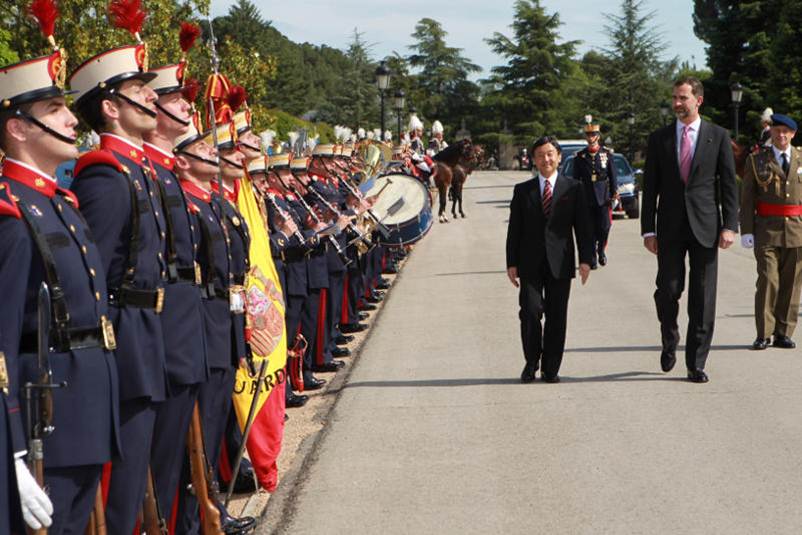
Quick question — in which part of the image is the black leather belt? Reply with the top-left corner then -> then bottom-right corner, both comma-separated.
108,286 -> 165,313
200,286 -> 229,300
176,266 -> 198,284
20,326 -> 104,353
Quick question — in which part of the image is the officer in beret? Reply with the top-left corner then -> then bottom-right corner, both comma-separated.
572,117 -> 617,268
0,21 -> 118,531
740,113 -> 802,350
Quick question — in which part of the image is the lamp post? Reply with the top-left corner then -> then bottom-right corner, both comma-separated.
393,89 -> 405,143
375,61 -> 391,135
730,81 -> 743,140
660,102 -> 670,126
627,112 -> 635,162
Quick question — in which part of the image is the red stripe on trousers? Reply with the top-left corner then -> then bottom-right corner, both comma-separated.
341,274 -> 350,325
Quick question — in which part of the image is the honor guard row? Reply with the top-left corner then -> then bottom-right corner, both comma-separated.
0,1 -> 405,532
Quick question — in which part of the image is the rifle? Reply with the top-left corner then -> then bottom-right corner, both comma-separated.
24,282 -> 65,535
186,402 -> 224,535
84,487 -> 107,535
142,468 -> 168,535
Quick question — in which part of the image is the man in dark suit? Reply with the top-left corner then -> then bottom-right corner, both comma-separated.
641,76 -> 739,383
506,136 -> 594,384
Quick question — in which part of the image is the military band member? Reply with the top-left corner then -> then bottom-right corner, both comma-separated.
143,29 -> 209,520
427,120 -> 448,156
0,18 -> 118,531
740,113 -> 802,350
408,113 -> 425,155
572,118 -> 617,268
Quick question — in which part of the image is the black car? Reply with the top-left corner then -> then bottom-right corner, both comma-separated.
560,152 -> 640,219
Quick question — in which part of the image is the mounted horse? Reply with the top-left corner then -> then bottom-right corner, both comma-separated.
432,139 -> 483,222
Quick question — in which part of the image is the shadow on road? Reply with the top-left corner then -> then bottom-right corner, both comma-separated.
343,378 -> 520,388
475,199 -> 511,205
565,344 -> 747,353
435,270 -> 506,277
559,371 -> 683,383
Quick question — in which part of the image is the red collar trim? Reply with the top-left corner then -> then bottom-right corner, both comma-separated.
588,144 -> 600,154
212,179 -> 239,203
266,187 -> 284,197
144,143 -> 176,172
180,179 -> 212,203
101,134 -> 145,163
2,159 -> 57,198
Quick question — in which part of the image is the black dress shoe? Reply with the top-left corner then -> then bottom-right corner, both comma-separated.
542,373 -> 560,383
312,361 -> 344,372
359,303 -> 377,311
366,294 -> 383,304
382,267 -> 398,274
773,335 -> 796,349
520,364 -> 537,384
751,337 -> 770,350
340,323 -> 367,333
335,334 -> 354,345
304,377 -> 326,390
590,262 -> 598,270
377,281 -> 391,290
687,369 -> 709,383
598,251 -> 607,266
358,312 -> 369,321
218,502 -> 256,534
332,347 -> 351,358
660,351 -> 676,372
286,393 -> 309,408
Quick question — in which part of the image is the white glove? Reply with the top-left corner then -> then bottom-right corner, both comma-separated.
15,458 -> 53,530
741,234 -> 754,249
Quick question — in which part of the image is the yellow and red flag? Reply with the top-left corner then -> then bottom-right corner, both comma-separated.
231,175 -> 287,491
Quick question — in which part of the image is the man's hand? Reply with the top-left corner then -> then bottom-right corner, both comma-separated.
643,236 -> 658,255
741,233 -> 754,249
15,458 -> 53,530
507,266 -> 519,288
719,229 -> 736,249
579,263 -> 591,285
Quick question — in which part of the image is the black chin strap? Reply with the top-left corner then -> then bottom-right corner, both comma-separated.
179,150 -> 220,168
220,155 -> 244,169
238,141 -> 261,153
107,88 -> 158,119
16,109 -> 77,146
155,101 -> 191,127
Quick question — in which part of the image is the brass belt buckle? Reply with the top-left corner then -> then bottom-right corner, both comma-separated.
101,315 -> 117,350
0,351 -> 8,394
155,287 -> 165,314
194,261 -> 202,285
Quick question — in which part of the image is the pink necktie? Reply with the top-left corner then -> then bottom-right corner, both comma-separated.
679,125 -> 693,183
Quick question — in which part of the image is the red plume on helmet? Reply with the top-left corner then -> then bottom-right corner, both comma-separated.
182,77 -> 201,105
29,0 -> 58,46
179,21 -> 201,56
227,85 -> 247,114
109,0 -> 147,41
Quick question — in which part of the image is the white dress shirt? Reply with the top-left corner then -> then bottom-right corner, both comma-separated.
538,171 -> 558,196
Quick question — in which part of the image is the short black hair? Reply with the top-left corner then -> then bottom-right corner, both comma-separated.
0,103 -> 34,151
531,135 -> 562,155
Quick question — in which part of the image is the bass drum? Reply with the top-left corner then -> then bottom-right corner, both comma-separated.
363,173 -> 433,246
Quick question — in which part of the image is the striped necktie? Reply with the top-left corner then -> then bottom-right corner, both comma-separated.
542,178 -> 552,217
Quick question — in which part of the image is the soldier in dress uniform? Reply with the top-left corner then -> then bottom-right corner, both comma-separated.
408,114 -> 425,155
427,120 -> 448,156
143,24 -> 209,521
572,117 -> 618,268
172,114 -> 255,534
0,15 -> 119,531
69,13 -> 174,533
740,113 -> 802,350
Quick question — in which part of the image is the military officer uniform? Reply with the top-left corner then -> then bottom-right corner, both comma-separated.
740,113 -> 802,349
69,42 -> 170,534
0,325 -> 25,534
572,121 -> 617,267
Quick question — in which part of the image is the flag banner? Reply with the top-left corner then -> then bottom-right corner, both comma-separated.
232,175 -> 287,491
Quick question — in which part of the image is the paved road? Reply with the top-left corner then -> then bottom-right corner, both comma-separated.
273,170 -> 802,534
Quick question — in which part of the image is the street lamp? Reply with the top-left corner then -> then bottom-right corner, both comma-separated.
627,112 -> 636,162
660,102 -> 670,126
375,61 -> 391,135
393,89 -> 405,143
731,81 -> 744,140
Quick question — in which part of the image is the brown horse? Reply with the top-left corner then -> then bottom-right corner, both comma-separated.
448,145 -> 484,219
431,139 -> 478,222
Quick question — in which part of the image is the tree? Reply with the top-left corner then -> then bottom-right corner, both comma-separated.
406,17 -> 481,134
0,27 -> 18,65
484,0 -> 581,141
693,0 -> 782,142
602,0 -> 677,158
